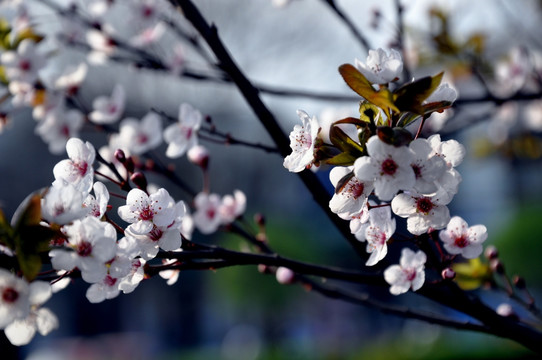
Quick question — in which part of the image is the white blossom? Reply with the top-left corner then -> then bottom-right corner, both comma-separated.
53,138 -> 96,194
49,217 -> 117,283
391,190 -> 451,235
354,48 -> 403,84
193,192 -> 222,234
88,84 -> 125,124
329,166 -> 374,217
35,106 -> 84,155
0,269 -> 30,329
409,138 -> 447,195
353,136 -> 415,201
83,182 -> 110,218
53,62 -> 88,96
41,181 -> 87,225
359,205 -> 396,266
125,201 -> 186,260
0,39 -> 46,85
4,282 -> 58,346
117,188 -> 176,235
384,248 -> 426,295
164,103 -> 202,158
116,112 -> 162,155
219,190 -> 246,224
439,216 -> 488,259
283,110 -> 321,172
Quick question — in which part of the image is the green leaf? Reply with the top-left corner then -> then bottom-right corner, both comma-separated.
359,102 -> 383,125
16,251 -> 42,282
12,193 -> 56,281
326,152 -> 358,166
397,100 -> 453,128
393,72 -> 444,115
452,258 -> 492,291
338,64 -> 399,118
329,125 -> 365,156
0,209 -> 14,249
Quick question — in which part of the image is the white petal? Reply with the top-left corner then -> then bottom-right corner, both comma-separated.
35,308 -> 59,336
5,318 -> 36,346
28,281 -> 52,306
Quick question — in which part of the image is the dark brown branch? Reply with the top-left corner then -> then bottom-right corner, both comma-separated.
153,246 -> 383,285
172,0 -> 368,260
322,0 -> 372,52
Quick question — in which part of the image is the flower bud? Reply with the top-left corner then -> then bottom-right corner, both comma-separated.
114,149 -> 126,163
484,245 -> 498,260
187,145 -> 209,169
441,268 -> 456,280
124,157 -> 135,173
490,259 -> 505,274
130,172 -> 148,191
496,303 -> 518,320
258,264 -> 271,274
254,213 -> 266,227
276,267 -> 295,285
513,275 -> 526,289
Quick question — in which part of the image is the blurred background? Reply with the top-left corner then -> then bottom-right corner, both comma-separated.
1,0 -> 542,358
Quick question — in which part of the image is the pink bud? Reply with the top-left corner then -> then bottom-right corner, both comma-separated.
441,268 -> 456,280
496,303 -> 517,320
130,172 -> 148,190
484,245 -> 498,260
114,149 -> 126,163
276,267 -> 295,285
187,145 -> 209,169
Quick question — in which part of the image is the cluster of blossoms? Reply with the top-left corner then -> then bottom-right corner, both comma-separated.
0,2 -> 251,343
0,0 -> 192,157
0,131 -> 247,344
284,48 -> 488,295
1,0 -> 530,350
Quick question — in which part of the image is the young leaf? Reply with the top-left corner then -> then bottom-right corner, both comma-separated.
376,126 -> 412,147
12,193 -> 56,281
338,64 -> 399,117
359,102 -> 385,126
452,258 -> 492,291
393,72 -> 444,115
0,209 -> 14,249
326,152 -> 357,166
397,100 -> 454,128
329,125 -> 364,156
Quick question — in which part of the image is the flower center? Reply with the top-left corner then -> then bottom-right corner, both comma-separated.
139,206 -> 155,221
2,287 -> 19,303
61,125 -> 70,137
54,204 -> 66,216
206,208 -> 216,220
77,241 -> 93,257
138,133 -> 149,144
104,275 -> 117,287
19,59 -> 31,71
348,180 -> 365,199
412,164 -> 422,179
142,5 -> 154,18
75,161 -> 88,176
405,268 -> 417,282
108,104 -> 118,114
454,235 -> 469,248
381,158 -> 398,176
416,198 -> 434,214
182,126 -> 193,140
